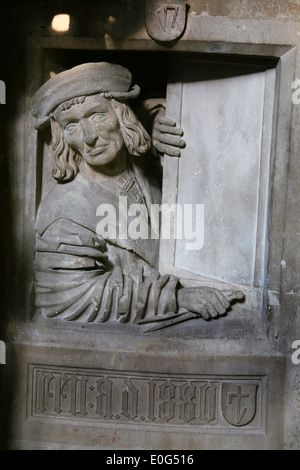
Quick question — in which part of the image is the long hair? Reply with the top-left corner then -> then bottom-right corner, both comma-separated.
110,99 -> 151,157
50,118 -> 82,182
50,95 -> 151,183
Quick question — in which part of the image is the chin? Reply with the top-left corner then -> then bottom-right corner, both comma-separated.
84,152 -> 112,166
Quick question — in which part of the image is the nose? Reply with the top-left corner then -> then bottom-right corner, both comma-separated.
81,118 -> 98,146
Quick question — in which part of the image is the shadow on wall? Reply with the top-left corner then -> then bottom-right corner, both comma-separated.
29,0 -> 146,38
0,99 -> 14,450
0,0 -> 147,449
0,4 -> 28,448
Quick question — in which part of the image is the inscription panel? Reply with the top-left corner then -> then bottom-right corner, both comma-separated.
28,365 -> 266,432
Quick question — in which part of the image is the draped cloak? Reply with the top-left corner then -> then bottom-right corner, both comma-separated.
34,154 -> 180,324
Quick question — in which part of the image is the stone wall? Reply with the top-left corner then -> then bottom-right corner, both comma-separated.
0,0 -> 299,450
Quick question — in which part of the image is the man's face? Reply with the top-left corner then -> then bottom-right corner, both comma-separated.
54,94 -> 125,169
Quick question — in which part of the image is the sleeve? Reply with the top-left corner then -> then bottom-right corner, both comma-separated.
34,217 -> 180,324
136,98 -> 166,135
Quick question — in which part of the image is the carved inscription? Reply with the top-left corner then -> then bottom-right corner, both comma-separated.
29,365 -> 264,430
154,5 -> 179,32
145,0 -> 187,42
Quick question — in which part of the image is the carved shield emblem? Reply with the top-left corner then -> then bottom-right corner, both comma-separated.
221,383 -> 258,427
145,0 -> 187,42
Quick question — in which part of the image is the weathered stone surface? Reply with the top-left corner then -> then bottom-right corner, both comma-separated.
30,61 -> 244,331
0,0 -> 300,451
6,343 -> 286,450
145,0 -> 187,42
188,0 -> 300,21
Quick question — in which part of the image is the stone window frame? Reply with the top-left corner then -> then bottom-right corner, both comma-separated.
23,33 -> 295,342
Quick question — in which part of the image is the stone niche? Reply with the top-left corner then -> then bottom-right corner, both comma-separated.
2,1 -> 300,450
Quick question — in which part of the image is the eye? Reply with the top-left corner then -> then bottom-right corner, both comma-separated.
91,113 -> 106,122
65,123 -> 78,133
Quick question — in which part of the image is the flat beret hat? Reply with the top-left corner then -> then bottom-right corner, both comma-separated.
31,62 -> 140,129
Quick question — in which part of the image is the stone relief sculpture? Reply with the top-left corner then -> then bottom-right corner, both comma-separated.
31,62 -> 243,332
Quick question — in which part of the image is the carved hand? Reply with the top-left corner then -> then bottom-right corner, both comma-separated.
152,108 -> 186,157
177,287 -> 244,320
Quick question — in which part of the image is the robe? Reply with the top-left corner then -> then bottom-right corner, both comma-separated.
34,153 -> 180,324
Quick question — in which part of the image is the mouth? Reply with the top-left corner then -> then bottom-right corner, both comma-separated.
87,145 -> 109,157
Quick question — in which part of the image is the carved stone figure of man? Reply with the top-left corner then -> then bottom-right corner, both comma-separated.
32,62 -> 242,330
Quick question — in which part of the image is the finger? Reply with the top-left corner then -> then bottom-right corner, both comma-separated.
206,302 -> 219,318
153,130 -> 185,148
197,306 -> 211,320
155,124 -> 184,136
206,291 -> 228,314
210,290 -> 231,310
157,116 -> 177,126
192,301 -> 211,320
153,141 -> 181,157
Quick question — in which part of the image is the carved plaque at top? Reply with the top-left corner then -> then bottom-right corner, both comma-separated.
145,0 -> 187,42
